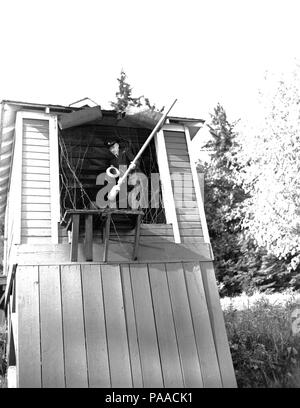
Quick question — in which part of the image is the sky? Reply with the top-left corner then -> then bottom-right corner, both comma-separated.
1,0 -> 300,128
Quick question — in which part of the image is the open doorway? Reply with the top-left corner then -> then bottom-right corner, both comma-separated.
59,123 -> 166,230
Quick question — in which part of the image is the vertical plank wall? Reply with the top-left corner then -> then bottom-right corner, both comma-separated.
15,262 -> 236,388
21,119 -> 52,244
163,130 -> 204,244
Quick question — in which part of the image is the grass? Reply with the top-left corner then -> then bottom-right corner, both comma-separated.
222,290 -> 300,387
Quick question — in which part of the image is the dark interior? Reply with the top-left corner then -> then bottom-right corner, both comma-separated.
59,123 -> 166,230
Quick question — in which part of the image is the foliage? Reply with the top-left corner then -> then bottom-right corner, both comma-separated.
111,70 -> 163,113
111,70 -> 142,113
205,104 -> 239,164
201,103 -> 252,295
238,65 -> 300,283
203,99 -> 300,295
223,293 -> 300,387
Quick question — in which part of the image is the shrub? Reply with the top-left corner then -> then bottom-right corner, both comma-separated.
223,294 -> 300,387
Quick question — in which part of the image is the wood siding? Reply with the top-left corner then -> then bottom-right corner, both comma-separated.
15,262 -> 236,388
21,120 -> 51,243
164,130 -> 204,243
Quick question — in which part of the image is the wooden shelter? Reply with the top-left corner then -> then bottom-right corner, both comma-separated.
0,99 -> 236,388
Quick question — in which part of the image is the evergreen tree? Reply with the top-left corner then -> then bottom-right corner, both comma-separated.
202,104 -> 274,295
204,99 -> 300,295
111,70 -> 143,113
203,104 -> 248,295
205,103 -> 239,164
111,70 -> 163,113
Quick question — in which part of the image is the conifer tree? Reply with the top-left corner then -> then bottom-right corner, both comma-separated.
203,104 -> 249,295
111,70 -> 142,113
205,101 -> 300,294
111,70 -> 163,113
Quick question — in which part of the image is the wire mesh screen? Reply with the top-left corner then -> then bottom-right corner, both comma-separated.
59,125 -> 166,224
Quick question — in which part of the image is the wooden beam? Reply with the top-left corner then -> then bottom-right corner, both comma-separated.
81,264 -> 110,387
101,264 -> 132,387
200,261 -> 237,387
70,214 -> 80,262
17,266 -> 42,387
39,265 -> 65,387
60,265 -> 88,387
120,264 -> 143,387
166,263 -> 203,387
85,214 -> 93,261
148,263 -> 184,387
132,214 -> 142,261
103,213 -> 111,262
130,264 -> 163,387
183,262 -> 222,387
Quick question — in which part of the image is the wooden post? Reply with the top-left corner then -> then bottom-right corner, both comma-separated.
103,213 -> 111,262
85,214 -> 93,261
133,214 -> 142,260
71,214 -> 80,262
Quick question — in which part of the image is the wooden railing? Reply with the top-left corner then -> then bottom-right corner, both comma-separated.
62,209 -> 144,262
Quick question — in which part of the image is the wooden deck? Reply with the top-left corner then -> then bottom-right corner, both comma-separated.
13,261 -> 236,388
